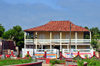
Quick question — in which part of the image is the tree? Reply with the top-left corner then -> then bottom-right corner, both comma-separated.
84,27 -> 100,50
97,41 -> 100,51
84,26 -> 89,30
2,29 -> 15,40
84,26 -> 90,39
91,39 -> 98,49
2,25 -> 24,51
0,24 -> 5,37
91,39 -> 100,51
90,27 -> 100,39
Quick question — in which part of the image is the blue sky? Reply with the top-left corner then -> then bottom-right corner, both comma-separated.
0,0 -> 100,30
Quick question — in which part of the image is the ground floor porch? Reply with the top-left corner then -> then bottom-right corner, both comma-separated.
25,44 -> 92,51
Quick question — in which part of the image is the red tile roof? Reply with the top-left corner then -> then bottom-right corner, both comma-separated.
24,21 -> 89,32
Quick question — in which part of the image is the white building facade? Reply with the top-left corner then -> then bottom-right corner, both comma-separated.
24,21 -> 92,52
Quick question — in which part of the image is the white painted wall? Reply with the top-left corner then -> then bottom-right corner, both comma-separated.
22,48 -> 33,58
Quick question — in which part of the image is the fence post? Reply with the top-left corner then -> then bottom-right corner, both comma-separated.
60,51 -> 62,60
99,51 -> 100,58
44,51 -> 47,58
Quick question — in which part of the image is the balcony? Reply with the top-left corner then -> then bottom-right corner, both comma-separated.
25,39 -> 91,45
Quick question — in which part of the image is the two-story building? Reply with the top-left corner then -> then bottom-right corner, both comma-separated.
24,21 -> 92,51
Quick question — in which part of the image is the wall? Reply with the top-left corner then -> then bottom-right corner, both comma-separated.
37,32 -> 50,39
22,48 -> 33,58
77,32 -> 84,39
34,31 -> 84,39
52,32 -> 60,39
77,45 -> 90,49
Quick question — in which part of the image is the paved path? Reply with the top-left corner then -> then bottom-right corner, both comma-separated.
42,63 -> 50,66
42,63 -> 66,66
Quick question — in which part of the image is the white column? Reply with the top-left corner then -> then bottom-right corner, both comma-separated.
41,45 -> 43,49
90,31 -> 92,49
75,32 -> 78,43
35,32 -> 38,49
67,45 -> 69,49
60,32 -> 62,51
90,45 -> 92,49
75,45 -> 77,49
90,31 -> 91,42
75,32 -> 77,49
24,32 -> 26,48
50,32 -> 52,49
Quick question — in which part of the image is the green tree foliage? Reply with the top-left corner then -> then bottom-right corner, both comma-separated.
91,39 -> 98,48
97,41 -> 100,51
84,27 -> 100,39
2,29 -> 15,39
0,24 -> 5,37
84,26 -> 89,30
2,25 -> 24,50
90,27 -> 100,39
84,26 -> 90,39
84,26 -> 100,50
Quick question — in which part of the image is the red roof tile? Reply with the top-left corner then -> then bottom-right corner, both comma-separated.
24,21 -> 89,32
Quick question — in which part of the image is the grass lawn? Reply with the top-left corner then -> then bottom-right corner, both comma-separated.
0,58 -> 35,66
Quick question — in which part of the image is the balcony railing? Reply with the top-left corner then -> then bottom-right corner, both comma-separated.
25,39 -> 91,44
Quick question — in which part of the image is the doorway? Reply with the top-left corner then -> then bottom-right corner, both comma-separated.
53,45 -> 60,50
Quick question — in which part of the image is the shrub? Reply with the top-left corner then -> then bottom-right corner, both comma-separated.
77,60 -> 84,66
77,57 -> 100,66
25,54 -> 30,57
50,59 -> 65,66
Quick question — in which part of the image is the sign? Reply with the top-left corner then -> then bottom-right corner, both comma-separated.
47,52 -> 57,58
34,49 -> 59,59
34,49 -> 44,58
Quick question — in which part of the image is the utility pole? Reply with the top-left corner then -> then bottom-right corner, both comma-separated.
69,22 -> 71,53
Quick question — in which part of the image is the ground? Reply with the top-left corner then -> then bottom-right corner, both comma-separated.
42,63 -> 66,66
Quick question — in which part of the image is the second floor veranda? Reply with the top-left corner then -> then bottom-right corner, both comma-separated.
24,31 -> 91,44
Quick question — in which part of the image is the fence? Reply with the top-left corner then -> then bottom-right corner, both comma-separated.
22,49 -> 59,59
62,49 -> 94,58
22,48 -> 95,59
